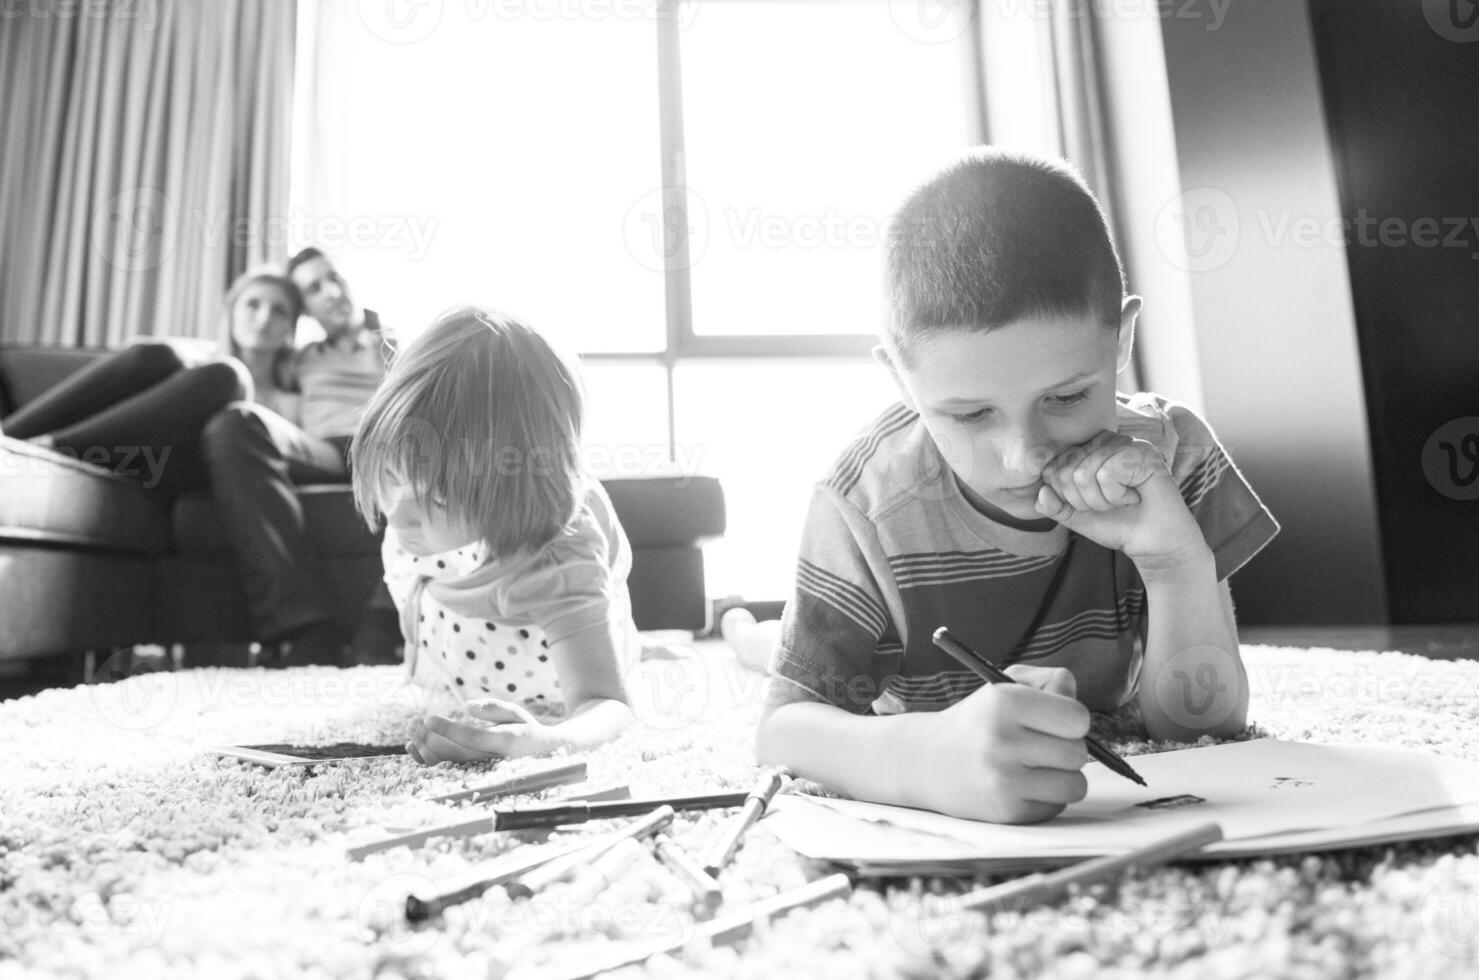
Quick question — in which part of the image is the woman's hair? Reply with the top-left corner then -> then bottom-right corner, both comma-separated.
351,306 -> 587,559
221,266 -> 303,390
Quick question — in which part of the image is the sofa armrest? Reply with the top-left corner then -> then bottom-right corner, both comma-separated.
0,346 -> 115,412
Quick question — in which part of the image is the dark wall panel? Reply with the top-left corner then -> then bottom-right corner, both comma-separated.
1307,0 -> 1479,623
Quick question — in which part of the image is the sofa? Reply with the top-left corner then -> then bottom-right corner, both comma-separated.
0,345 -> 726,686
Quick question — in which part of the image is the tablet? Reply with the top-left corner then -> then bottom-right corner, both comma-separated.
208,742 -> 408,767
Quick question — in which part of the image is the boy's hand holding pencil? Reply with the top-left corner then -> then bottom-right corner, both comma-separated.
918,664 -> 1091,825
1032,431 -> 1205,567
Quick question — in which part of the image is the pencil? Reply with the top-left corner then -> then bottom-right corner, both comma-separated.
429,760 -> 588,805
702,769 -> 784,877
652,832 -> 724,908
404,835 -> 597,921
932,627 -> 1148,787
958,821 -> 1223,912
347,790 -> 746,860
504,805 -> 675,899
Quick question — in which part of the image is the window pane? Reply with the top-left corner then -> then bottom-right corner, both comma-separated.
674,360 -> 900,601
579,362 -> 672,478
292,9 -> 664,353
680,1 -> 978,338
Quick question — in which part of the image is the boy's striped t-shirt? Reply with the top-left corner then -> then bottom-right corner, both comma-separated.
772,392 -> 1280,716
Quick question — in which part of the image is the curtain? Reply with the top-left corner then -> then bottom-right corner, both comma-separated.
977,0 -> 1207,409
0,0 -> 296,347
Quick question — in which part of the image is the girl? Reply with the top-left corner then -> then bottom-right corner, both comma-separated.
351,307 -> 638,762
2,267 -> 299,495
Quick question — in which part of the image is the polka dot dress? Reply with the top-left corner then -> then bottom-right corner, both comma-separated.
383,532 -> 565,713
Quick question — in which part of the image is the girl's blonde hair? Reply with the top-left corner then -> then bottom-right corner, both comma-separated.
221,266 -> 303,390
351,307 -> 586,559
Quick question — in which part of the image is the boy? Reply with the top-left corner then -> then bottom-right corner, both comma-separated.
754,149 -> 1279,824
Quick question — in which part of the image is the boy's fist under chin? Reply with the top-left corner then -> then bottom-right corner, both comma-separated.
1033,431 -> 1202,563
921,664 -> 1092,825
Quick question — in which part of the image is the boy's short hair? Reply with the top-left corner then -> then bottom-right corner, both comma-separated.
884,147 -> 1126,365
351,307 -> 586,558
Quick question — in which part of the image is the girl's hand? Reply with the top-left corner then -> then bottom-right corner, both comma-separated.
405,699 -> 562,764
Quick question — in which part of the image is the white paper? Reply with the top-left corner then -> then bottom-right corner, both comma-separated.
763,740 -> 1479,867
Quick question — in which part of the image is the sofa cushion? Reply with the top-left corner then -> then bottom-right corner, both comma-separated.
0,438 -> 171,555
171,485 -> 382,558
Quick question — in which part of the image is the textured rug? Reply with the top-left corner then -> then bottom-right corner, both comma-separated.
5,643 -> 1479,979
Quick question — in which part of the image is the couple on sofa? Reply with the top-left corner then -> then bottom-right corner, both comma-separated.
0,249 -> 397,667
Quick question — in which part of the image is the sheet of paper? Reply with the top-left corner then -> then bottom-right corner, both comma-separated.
763,740 -> 1479,866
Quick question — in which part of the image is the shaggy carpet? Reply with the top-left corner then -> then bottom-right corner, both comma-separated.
4,643 -> 1479,979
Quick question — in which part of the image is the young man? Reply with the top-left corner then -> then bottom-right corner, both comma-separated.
755,149 -> 1279,824
201,248 -> 396,666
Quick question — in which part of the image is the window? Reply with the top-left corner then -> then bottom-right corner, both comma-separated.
293,0 -> 984,604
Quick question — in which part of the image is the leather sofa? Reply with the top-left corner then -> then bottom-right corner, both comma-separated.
0,345 -> 725,685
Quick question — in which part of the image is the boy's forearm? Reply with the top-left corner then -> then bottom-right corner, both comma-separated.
756,698 -> 939,810
1136,546 -> 1248,741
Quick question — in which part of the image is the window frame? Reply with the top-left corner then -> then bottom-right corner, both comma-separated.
586,0 -> 987,462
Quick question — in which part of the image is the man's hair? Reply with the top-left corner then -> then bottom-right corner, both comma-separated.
351,307 -> 586,559
884,147 -> 1125,365
286,246 -> 326,278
